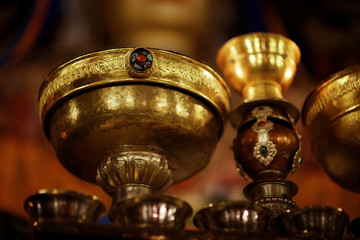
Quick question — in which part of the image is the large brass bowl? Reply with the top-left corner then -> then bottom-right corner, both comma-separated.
302,65 -> 360,192
39,48 -> 231,192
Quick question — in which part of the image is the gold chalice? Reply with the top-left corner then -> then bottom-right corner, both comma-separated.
302,64 -> 360,192
217,32 -> 301,126
216,32 -> 302,216
38,48 -> 231,225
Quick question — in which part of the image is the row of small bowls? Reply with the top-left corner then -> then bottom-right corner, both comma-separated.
24,189 -> 355,238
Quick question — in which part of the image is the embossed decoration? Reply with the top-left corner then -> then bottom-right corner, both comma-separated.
288,114 -> 303,173
252,106 -> 277,166
254,141 -> 277,166
235,162 -> 248,180
96,151 -> 174,195
130,48 -> 153,72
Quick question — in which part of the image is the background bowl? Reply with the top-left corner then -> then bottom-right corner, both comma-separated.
193,201 -> 272,233
273,206 -> 349,238
302,64 -> 360,192
24,189 -> 106,225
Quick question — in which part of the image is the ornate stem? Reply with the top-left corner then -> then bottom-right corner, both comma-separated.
95,145 -> 175,197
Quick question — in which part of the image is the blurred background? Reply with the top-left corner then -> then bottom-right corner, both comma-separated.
0,0 -> 359,227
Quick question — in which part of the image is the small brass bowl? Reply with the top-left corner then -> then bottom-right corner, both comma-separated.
38,48 -> 230,191
193,201 -> 272,233
108,194 -> 192,230
217,32 -> 300,100
302,65 -> 360,192
24,189 -> 106,225
273,206 -> 349,238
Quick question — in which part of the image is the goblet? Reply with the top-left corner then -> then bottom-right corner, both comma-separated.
38,47 -> 231,224
216,33 -> 302,216
217,32 -> 302,181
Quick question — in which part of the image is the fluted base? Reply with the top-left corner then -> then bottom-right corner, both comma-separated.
96,145 -> 175,196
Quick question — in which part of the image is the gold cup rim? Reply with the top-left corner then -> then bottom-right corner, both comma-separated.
217,31 -> 301,66
38,47 -> 231,138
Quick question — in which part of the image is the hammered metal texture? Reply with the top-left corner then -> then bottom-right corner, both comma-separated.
38,48 -> 231,186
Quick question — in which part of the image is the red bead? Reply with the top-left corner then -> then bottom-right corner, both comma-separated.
257,121 -> 266,126
136,55 -> 147,63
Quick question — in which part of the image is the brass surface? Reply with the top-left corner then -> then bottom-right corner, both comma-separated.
217,32 -> 300,100
39,48 -> 230,130
302,64 -> 360,192
96,147 -> 174,195
108,194 -> 192,230
243,180 -> 298,217
112,184 -> 156,201
24,189 -> 106,225
193,201 -> 272,233
38,48 -> 231,187
274,206 -> 349,238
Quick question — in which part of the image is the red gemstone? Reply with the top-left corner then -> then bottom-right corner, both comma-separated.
257,121 -> 266,126
136,55 -> 147,62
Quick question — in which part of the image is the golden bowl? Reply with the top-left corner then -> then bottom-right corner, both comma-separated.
302,64 -> 360,192
38,48 -> 231,194
217,32 -> 300,100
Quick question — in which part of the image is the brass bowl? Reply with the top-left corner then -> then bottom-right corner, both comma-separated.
108,194 -> 192,230
273,206 -> 349,238
38,48 -> 231,193
193,201 -> 272,233
24,189 -> 106,225
302,64 -> 360,192
217,32 -> 300,100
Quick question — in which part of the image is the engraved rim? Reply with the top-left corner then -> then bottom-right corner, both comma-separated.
38,48 -> 231,138
302,64 -> 360,127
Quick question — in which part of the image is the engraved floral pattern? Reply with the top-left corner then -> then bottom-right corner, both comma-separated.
96,152 -> 173,195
